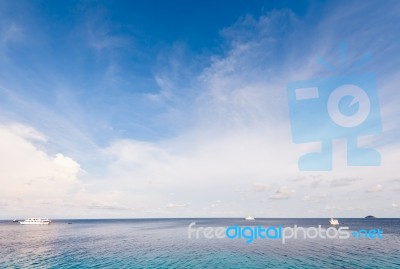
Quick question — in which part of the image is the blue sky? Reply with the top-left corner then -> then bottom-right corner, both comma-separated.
0,0 -> 399,218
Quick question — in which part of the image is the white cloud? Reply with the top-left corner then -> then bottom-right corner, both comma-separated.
253,183 -> 272,192
209,200 -> 222,208
166,202 -> 190,208
329,177 -> 362,188
0,124 -> 141,218
0,124 -> 82,216
87,202 -> 132,211
269,187 -> 296,200
367,184 -> 383,193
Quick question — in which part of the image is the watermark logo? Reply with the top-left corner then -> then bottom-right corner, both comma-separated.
286,43 -> 382,171
188,222 -> 384,244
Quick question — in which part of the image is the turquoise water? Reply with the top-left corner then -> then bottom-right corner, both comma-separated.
1,218 -> 399,268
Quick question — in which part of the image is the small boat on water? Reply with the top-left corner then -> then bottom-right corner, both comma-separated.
329,218 -> 339,225
19,218 -> 51,225
245,216 -> 255,221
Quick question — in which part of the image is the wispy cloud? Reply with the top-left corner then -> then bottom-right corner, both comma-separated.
0,23 -> 23,46
329,177 -> 362,188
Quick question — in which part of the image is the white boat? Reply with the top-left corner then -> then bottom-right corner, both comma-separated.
245,216 -> 255,221
329,218 -> 339,225
19,218 -> 51,225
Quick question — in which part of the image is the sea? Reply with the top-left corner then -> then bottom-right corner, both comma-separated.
0,218 -> 399,268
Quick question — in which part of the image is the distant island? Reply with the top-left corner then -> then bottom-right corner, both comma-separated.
365,215 -> 376,218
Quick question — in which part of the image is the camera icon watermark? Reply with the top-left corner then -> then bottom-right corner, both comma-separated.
287,44 -> 382,171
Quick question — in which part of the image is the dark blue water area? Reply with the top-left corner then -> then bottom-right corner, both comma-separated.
0,218 -> 399,268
